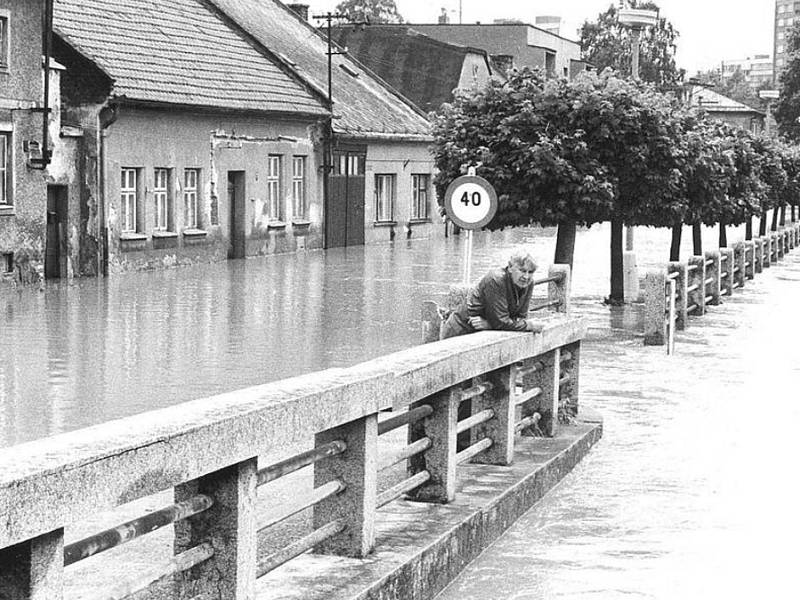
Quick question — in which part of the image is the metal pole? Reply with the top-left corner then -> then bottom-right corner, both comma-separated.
625,26 -> 641,252
463,230 -> 473,285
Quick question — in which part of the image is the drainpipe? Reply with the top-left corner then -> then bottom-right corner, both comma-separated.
98,103 -> 118,277
30,0 -> 53,169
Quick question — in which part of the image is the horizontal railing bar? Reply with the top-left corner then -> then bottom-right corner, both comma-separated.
667,271 -> 679,280
456,409 -> 495,434
378,437 -> 432,472
704,259 -> 713,267
258,441 -> 347,486
733,281 -> 743,289
560,351 -> 572,363
533,274 -> 562,286
376,471 -> 431,508
256,518 -> 346,578
516,360 -> 544,378
530,299 -> 561,312
686,283 -> 699,293
515,413 -> 541,433
64,494 -> 213,567
514,386 -> 542,406
258,480 -> 345,532
460,382 -> 492,403
559,374 -> 571,387
456,437 -> 493,465
687,264 -> 699,272
704,277 -> 714,285
744,261 -> 751,267
378,405 -> 433,436
704,294 -> 713,304
720,254 -> 728,261
687,303 -> 699,314
732,266 -> 740,273
720,271 -> 728,278
83,542 -> 214,600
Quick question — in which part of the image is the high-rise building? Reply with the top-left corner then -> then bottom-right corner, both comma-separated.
720,55 -> 774,88
774,1 -> 800,82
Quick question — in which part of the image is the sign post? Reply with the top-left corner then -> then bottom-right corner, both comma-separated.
443,168 -> 498,285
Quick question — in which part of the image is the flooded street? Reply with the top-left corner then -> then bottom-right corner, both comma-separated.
3,221 -> 799,598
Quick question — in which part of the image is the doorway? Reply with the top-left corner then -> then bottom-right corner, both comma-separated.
327,144 -> 366,248
45,185 -> 67,279
228,171 -> 246,259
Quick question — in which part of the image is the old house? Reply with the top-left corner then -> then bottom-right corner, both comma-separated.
211,0 -> 437,247
52,0 -> 331,275
330,25 -> 496,113
0,0 -> 75,284
687,85 -> 766,134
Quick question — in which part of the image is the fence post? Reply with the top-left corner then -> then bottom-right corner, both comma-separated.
644,268 -> 667,345
763,235 -> 772,268
744,240 -> 755,280
720,248 -> 734,296
705,250 -> 722,305
313,415 -> 377,557
787,227 -> 794,251
522,349 -> 561,437
687,256 -> 706,317
472,365 -> 516,465
548,264 -> 571,314
174,458 -> 258,600
667,262 -> 688,330
421,301 -> 442,343
0,530 -> 64,600
770,232 -> 778,263
754,238 -> 763,273
407,387 -> 459,503
776,231 -> 785,259
732,242 -> 746,289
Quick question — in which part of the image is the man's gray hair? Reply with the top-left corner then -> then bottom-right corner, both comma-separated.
508,249 -> 537,271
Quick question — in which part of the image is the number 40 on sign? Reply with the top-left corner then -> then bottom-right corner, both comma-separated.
443,174 -> 498,230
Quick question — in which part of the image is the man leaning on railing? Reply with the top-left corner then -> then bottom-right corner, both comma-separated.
441,250 -> 545,339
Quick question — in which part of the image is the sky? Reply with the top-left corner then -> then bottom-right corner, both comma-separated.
305,0 -> 776,75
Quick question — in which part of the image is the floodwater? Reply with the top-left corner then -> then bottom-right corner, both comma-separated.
2,221 -> 799,598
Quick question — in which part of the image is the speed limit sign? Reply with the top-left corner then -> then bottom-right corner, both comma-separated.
443,175 -> 498,230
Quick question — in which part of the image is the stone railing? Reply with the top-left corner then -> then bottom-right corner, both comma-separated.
645,224 -> 800,346
0,313 -> 586,600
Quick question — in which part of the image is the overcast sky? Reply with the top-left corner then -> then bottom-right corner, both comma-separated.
305,0 -> 776,75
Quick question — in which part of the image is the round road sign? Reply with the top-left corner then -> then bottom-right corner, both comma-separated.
443,175 -> 498,230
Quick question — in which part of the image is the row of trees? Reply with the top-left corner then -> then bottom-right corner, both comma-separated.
431,69 -> 800,302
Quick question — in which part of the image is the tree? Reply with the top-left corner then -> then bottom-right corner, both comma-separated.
775,22 -> 800,140
334,0 -> 403,23
579,1 -> 684,89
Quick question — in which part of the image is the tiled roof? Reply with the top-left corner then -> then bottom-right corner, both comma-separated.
208,0 -> 431,138
53,0 -> 328,116
689,85 -> 765,115
331,25 -> 481,114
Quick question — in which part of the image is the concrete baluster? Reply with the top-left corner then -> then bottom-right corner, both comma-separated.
560,341 -> 581,422
771,232 -> 779,262
523,348 -> 561,437
472,365 -> 516,465
705,251 -> 721,305
174,458 -> 258,599
687,256 -> 706,317
644,267 -> 667,345
407,387 -> 459,503
720,248 -> 734,296
763,236 -> 772,268
313,415 -> 377,557
744,240 -> 755,280
421,301 -> 442,343
777,231 -> 785,259
785,229 -> 791,254
548,264 -> 571,314
754,238 -> 764,273
0,529 -> 64,600
788,227 -> 794,251
668,262 -> 688,330
732,242 -> 746,289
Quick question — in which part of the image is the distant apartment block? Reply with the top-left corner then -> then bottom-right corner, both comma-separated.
720,55 -> 774,87
775,0 -> 800,82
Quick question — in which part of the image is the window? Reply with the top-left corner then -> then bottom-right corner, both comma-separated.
411,174 -> 430,221
184,169 -> 200,229
0,15 -> 8,70
154,168 -> 170,231
0,132 -> 10,206
779,44 -> 786,54
291,156 -> 306,219
375,174 -> 396,223
121,168 -> 138,233
267,155 -> 282,220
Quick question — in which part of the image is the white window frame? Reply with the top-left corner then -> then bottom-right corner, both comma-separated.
267,155 -> 282,221
121,168 -> 138,233
0,131 -> 11,206
154,168 -> 170,231
0,13 -> 9,71
184,168 -> 199,229
291,156 -> 306,219
375,174 -> 396,223
411,174 -> 430,221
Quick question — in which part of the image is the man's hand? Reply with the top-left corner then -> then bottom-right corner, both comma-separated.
469,316 -> 490,331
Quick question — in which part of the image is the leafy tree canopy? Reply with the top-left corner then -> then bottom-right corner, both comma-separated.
579,1 -> 684,89
334,0 -> 403,23
775,22 -> 800,140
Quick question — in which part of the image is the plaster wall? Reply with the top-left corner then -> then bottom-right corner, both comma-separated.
457,54 -> 493,90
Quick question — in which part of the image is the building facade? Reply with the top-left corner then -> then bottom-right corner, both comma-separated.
774,1 -> 800,82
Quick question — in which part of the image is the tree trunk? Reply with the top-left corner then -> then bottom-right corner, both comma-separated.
771,206 -> 779,231
554,220 -> 577,271
609,219 -> 624,304
745,217 -> 753,241
780,204 -> 786,226
759,212 -> 768,236
692,222 -> 703,256
718,223 -> 727,248
669,222 -> 682,261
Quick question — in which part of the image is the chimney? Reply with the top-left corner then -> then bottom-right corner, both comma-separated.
287,3 -> 309,22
